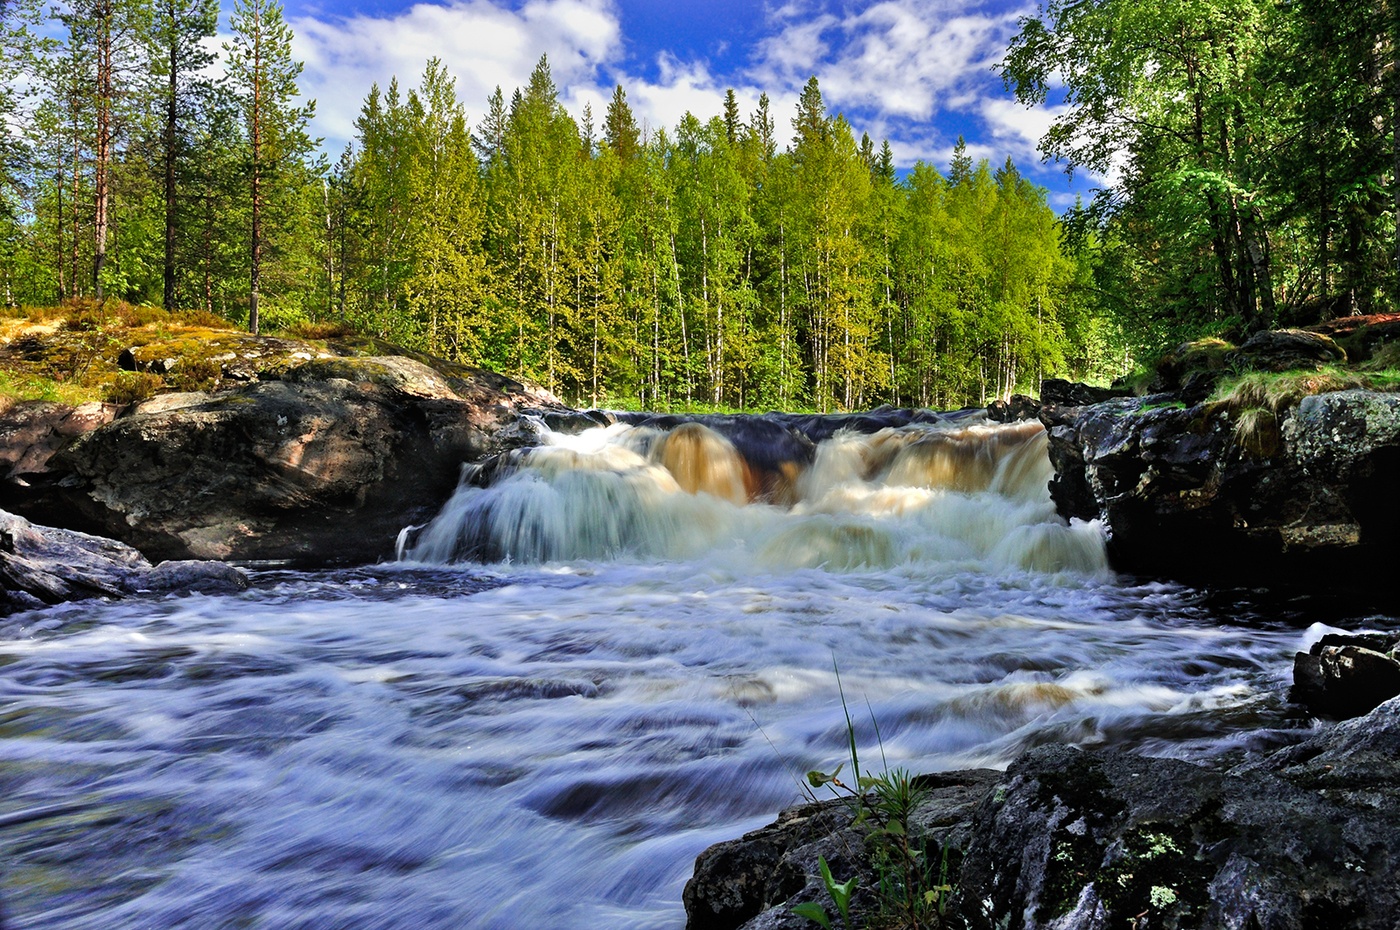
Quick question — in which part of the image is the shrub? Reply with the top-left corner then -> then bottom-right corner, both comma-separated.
103,371 -> 163,406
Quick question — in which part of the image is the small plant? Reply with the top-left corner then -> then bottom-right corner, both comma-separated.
795,662 -> 954,930
166,357 -> 222,392
103,371 -> 163,406
791,856 -> 859,929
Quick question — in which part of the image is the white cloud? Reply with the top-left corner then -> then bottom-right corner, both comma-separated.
978,96 -> 1059,165
751,0 -> 1024,123
288,0 -> 622,151
583,55 -> 796,146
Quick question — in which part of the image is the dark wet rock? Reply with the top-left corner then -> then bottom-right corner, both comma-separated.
2,356 -> 568,565
1231,327 -> 1348,373
530,407 -> 615,434
1042,389 -> 1400,584
141,559 -> 250,596
0,508 -> 247,615
986,393 -> 1042,423
688,699 -> 1400,930
1039,379 -> 1134,408
958,708 -> 1400,930
1293,633 -> 1400,719
683,770 -> 999,930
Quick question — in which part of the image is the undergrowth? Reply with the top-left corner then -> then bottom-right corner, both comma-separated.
1209,364 -> 1400,458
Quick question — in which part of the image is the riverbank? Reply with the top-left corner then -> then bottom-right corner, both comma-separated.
3,310 -> 1400,927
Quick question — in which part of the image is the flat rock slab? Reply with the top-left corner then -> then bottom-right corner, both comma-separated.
0,508 -> 247,615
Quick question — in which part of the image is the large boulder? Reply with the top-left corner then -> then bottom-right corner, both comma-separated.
0,399 -> 120,477
1041,389 -> 1400,583
685,699 -> 1400,930
2,355 -> 565,565
1293,633 -> 1400,720
956,703 -> 1400,929
0,508 -> 246,615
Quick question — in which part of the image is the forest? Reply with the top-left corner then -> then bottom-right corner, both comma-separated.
0,0 -> 1397,411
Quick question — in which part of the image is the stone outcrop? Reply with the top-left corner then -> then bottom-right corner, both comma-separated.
0,508 -> 247,615
1293,632 -> 1400,720
685,698 -> 1400,930
684,771 -> 998,930
2,355 -> 567,565
0,399 -> 120,478
1041,389 -> 1400,583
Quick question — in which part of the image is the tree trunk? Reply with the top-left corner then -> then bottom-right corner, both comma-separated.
249,3 -> 263,335
162,0 -> 178,311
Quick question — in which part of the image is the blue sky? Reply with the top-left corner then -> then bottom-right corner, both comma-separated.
272,0 -> 1091,207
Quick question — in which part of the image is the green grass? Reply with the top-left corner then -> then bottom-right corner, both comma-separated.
0,369 -> 103,407
1208,366 -> 1385,415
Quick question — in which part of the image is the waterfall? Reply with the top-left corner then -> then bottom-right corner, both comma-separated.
399,414 -> 1107,576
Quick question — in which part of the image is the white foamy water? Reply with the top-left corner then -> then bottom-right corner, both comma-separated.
0,420 -> 1318,928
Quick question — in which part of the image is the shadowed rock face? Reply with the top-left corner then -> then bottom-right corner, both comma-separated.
684,699 -> 1400,930
1294,633 -> 1400,720
1040,389 -> 1400,585
2,356 -> 567,565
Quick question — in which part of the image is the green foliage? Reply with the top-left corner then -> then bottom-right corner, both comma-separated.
1,7 -> 1116,412
800,664 -> 956,929
1004,0 -> 1400,356
102,370 -> 163,404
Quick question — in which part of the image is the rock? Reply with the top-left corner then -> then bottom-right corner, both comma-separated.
0,508 -> 247,615
683,770 -> 1000,930
957,708 -> 1400,930
688,696 -> 1400,930
2,356 -> 568,565
1149,338 -> 1234,393
1306,313 -> 1400,363
1043,389 -> 1400,585
0,400 -> 120,478
142,559 -> 250,596
1039,379 -> 1133,408
1292,633 -> 1400,719
1231,328 -> 1348,372
987,394 -> 1042,423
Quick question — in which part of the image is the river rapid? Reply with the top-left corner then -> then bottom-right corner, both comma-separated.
0,416 -> 1351,928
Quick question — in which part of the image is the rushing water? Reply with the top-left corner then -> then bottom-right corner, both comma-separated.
0,416 -> 1366,928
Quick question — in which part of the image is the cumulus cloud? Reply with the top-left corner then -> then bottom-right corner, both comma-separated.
275,0 -> 1095,202
288,0 -> 622,150
753,0 -> 1024,122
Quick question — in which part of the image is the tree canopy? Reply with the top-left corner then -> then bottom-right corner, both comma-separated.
0,4 -> 1126,410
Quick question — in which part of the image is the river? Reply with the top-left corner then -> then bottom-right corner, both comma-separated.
0,416 -> 1344,928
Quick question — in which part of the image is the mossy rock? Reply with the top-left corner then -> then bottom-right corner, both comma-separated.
279,355 -> 458,399
1230,328 -> 1347,374
1150,338 -> 1235,393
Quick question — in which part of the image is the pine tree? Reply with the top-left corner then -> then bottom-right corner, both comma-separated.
603,84 -> 640,162
150,0 -> 219,310
224,0 -> 314,334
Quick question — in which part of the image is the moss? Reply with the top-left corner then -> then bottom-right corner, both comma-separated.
1138,399 -> 1188,413
0,369 -> 102,406
1233,407 -> 1280,458
1210,367 -> 1368,416
1095,824 -> 1213,928
103,371 -> 164,405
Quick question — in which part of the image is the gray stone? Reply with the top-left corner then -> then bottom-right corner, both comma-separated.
0,508 -> 248,614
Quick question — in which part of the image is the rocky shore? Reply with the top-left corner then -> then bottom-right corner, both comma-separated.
684,695 -> 1400,930
4,318 -> 1400,925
